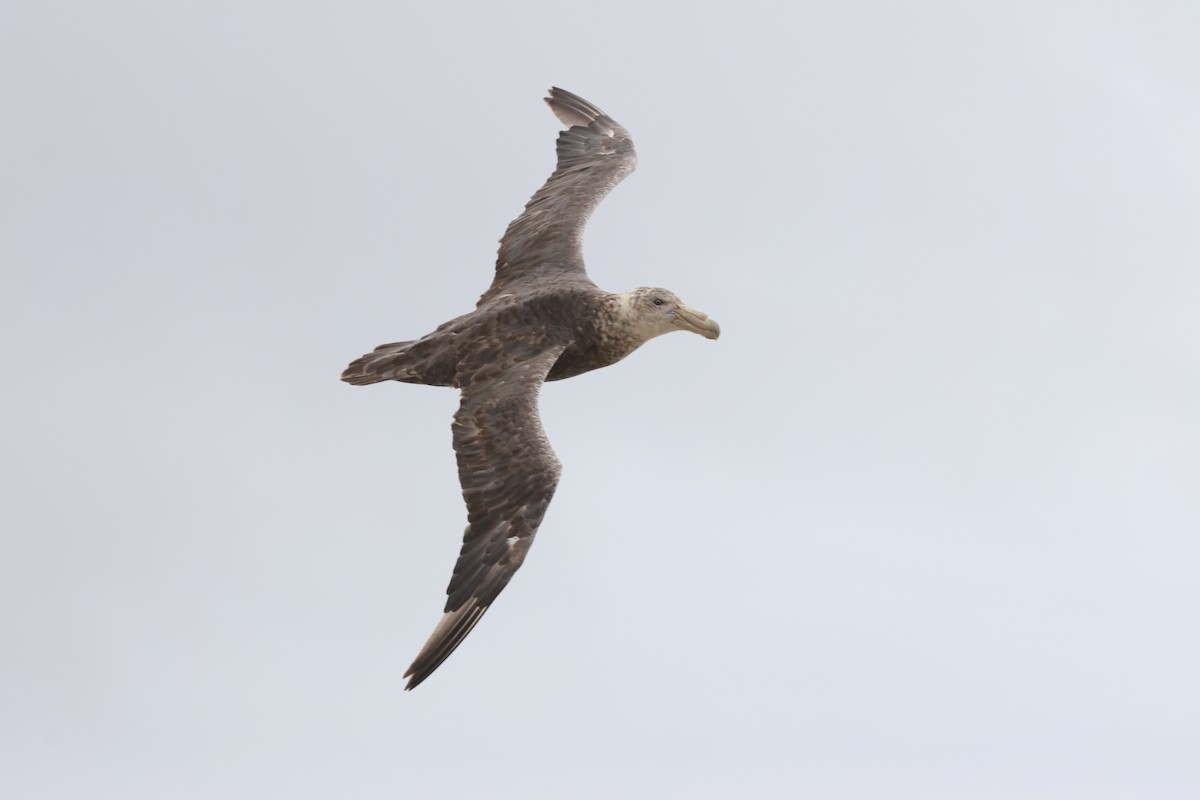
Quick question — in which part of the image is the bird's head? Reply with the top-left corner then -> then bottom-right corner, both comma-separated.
617,287 -> 721,341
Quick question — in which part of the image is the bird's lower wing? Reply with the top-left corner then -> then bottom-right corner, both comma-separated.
403,337 -> 570,689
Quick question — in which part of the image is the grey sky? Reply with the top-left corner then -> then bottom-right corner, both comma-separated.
3,1 -> 1198,798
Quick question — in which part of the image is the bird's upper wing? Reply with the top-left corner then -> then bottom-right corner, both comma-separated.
480,87 -> 637,304
403,334 -> 571,689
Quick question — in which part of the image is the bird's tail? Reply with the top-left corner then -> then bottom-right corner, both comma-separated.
342,341 -> 413,385
341,334 -> 458,387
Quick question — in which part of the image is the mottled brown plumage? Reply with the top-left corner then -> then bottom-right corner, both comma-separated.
342,88 -> 720,690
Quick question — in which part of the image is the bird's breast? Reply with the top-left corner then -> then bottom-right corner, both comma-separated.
545,335 -> 640,381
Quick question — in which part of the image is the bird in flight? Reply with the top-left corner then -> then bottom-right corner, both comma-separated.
342,88 -> 720,689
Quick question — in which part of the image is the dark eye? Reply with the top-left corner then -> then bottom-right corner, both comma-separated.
653,298 -> 664,306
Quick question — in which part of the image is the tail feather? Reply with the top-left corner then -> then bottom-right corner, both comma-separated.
342,340 -> 418,385
341,335 -> 457,387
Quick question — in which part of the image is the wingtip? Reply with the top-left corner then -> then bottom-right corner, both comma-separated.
402,668 -> 424,692
401,600 -> 490,691
544,86 -> 607,129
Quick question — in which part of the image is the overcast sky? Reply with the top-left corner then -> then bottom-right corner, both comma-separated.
3,1 -> 1199,798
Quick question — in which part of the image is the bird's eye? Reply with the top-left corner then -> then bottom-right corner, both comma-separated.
653,298 -> 664,306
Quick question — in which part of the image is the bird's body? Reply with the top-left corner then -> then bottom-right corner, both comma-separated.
342,88 -> 719,690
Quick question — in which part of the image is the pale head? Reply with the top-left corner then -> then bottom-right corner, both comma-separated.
613,287 -> 721,343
